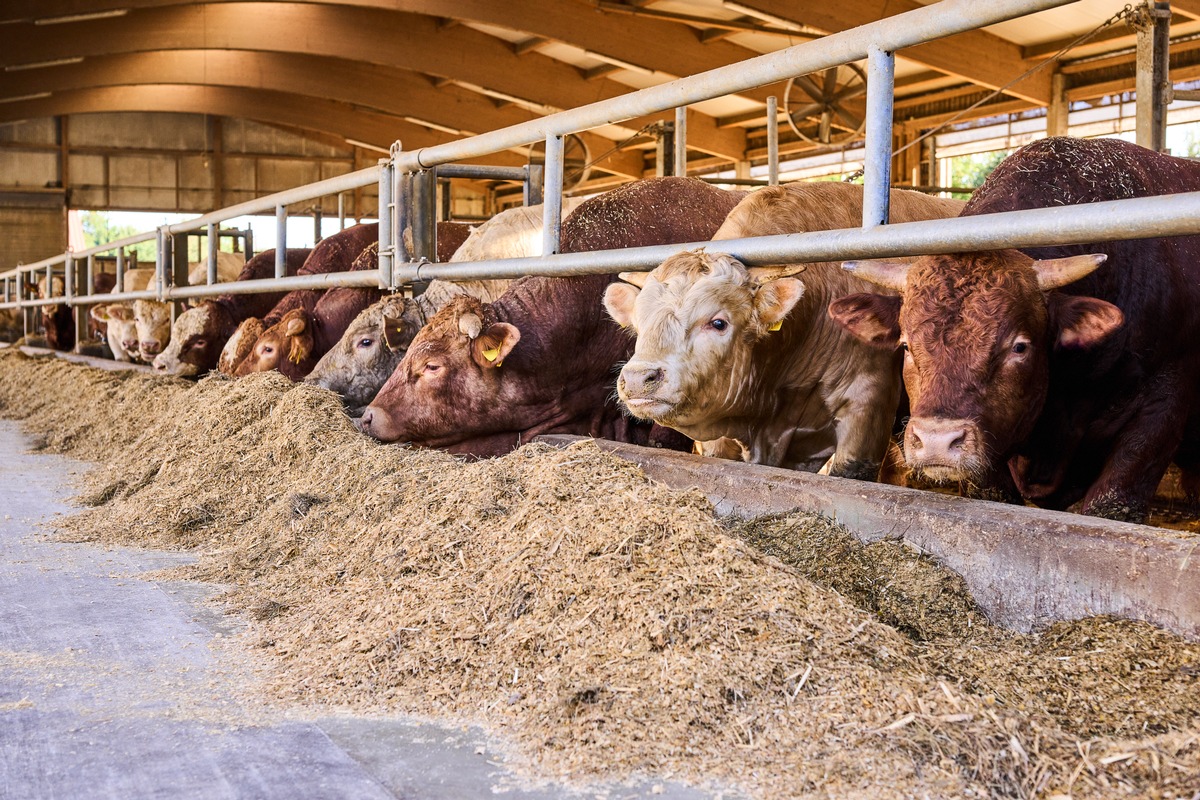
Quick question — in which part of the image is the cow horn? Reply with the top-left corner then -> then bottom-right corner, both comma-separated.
458,312 -> 483,339
1032,253 -> 1108,290
747,264 -> 807,283
842,260 -> 909,290
618,271 -> 650,289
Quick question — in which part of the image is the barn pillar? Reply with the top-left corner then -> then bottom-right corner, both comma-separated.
1047,71 -> 1070,138
1134,2 -> 1171,152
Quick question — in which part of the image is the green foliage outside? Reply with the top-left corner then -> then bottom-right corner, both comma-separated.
79,211 -> 157,263
943,150 -> 1009,200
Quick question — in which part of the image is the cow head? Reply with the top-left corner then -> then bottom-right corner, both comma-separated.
359,296 -> 520,443
829,250 -> 1120,488
305,294 -> 425,408
90,303 -> 140,362
219,317 -> 264,375
153,302 -> 233,376
233,309 -> 317,380
602,249 -> 805,436
132,299 -> 172,360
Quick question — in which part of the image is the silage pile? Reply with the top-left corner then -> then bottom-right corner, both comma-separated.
0,348 -> 1197,799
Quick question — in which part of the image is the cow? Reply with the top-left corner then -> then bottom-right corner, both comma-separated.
35,272 -> 118,351
229,221 -> 475,380
90,303 -> 140,362
150,248 -> 313,376
828,136 -> 1200,521
602,183 -> 964,479
304,202 -> 577,409
215,222 -> 382,375
358,176 -> 745,456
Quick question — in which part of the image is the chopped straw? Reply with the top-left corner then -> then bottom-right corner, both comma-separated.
0,348 -> 1196,799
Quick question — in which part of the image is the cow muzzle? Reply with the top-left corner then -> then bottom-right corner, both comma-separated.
141,340 -> 163,356
904,416 -> 983,483
358,405 -> 400,442
617,362 -> 676,419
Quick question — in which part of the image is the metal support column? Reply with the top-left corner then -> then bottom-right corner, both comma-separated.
338,192 -> 346,231
73,256 -> 88,351
377,160 -> 393,290
863,45 -> 895,228
206,222 -> 218,285
171,231 -> 189,322
439,178 -> 452,222
155,227 -> 166,301
674,107 -> 688,177
411,169 -> 437,262
767,95 -> 780,186
524,164 -> 544,206
542,134 -> 565,256
275,204 -> 287,279
115,247 -> 125,294
1135,2 -> 1171,152
314,209 -> 324,244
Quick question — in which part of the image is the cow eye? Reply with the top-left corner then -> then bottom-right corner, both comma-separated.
708,318 -> 729,332
357,338 -> 374,349
1011,340 -> 1030,355
262,345 -> 274,355
423,363 -> 441,374
899,341 -> 909,353
193,339 -> 206,348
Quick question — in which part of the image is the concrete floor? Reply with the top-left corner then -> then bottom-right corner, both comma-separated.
0,421 -> 717,800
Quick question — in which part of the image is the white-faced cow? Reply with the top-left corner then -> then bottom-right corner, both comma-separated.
830,136 -> 1200,521
359,177 -> 745,456
603,183 -> 963,479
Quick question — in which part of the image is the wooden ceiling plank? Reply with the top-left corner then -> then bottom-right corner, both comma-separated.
729,0 -> 1051,104
0,2 -> 745,160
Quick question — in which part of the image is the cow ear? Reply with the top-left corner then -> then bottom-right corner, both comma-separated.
109,305 -> 133,322
90,304 -> 111,323
753,277 -> 805,332
283,314 -> 308,338
603,282 -> 640,329
472,322 -> 520,368
828,293 -> 902,347
381,313 -> 420,351
1051,295 -> 1124,349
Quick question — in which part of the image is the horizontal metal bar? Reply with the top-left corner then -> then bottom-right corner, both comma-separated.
434,164 -> 529,181
160,270 -> 381,300
402,190 -> 1200,282
396,0 -> 1073,171
162,164 -> 383,235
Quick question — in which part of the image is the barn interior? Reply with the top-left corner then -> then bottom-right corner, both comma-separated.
1,2 -> 1199,798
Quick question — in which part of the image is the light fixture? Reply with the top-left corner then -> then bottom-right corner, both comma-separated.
403,116 -> 464,136
722,2 -> 804,32
344,138 -> 389,154
5,57 -> 85,72
34,8 -> 129,24
581,50 -> 655,77
0,92 -> 52,104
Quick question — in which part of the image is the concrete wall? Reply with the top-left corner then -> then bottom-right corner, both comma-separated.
0,200 -> 66,268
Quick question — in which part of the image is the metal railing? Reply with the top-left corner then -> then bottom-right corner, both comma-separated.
16,0 -> 1182,355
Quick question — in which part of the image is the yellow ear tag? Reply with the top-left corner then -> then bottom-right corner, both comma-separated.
768,321 -> 782,332
482,347 -> 501,363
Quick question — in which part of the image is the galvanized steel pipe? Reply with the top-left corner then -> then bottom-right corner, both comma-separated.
542,134 -> 565,256
767,96 -> 779,186
207,223 -> 218,285
863,46 -> 895,228
674,106 -> 688,177
275,205 -> 287,279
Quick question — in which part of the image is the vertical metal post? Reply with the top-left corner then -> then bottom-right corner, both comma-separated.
115,247 -> 125,294
439,178 -> 452,222
275,204 -> 287,279
674,106 -> 687,177
395,170 -> 411,266
155,227 -> 166,301
72,256 -> 87,352
377,159 -> 393,289
767,95 -> 780,186
207,222 -> 218,285
524,164 -> 544,206
19,271 -> 32,337
542,133 -> 564,256
85,254 -> 94,297
314,209 -> 323,244
244,228 -> 254,260
1135,2 -> 1171,152
338,192 -> 346,231
411,169 -> 437,261
863,45 -> 895,228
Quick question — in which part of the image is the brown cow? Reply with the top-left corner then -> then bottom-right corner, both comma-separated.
830,136 -> 1200,521
359,177 -> 745,455
152,248 -> 313,376
603,183 -> 964,479
304,203 -> 574,408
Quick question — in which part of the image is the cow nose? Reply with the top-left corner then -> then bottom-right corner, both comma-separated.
907,418 -> 968,460
153,361 -> 167,372
359,408 -> 374,433
621,365 -> 665,396
142,341 -> 162,355
122,340 -> 139,352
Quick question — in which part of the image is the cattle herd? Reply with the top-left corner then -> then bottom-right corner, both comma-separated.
19,136 -> 1200,524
